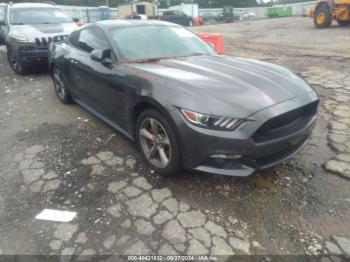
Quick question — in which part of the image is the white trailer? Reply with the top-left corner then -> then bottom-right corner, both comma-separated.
170,3 -> 199,18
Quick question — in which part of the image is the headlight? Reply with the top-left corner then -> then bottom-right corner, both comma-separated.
180,109 -> 244,131
9,35 -> 29,42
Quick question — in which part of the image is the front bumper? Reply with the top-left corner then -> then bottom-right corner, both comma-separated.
10,41 -> 48,64
171,92 -> 319,177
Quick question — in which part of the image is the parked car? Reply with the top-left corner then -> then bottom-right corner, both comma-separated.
241,11 -> 256,20
49,20 -> 319,177
216,6 -> 237,23
126,13 -> 148,20
0,2 -> 77,74
201,12 -> 219,24
0,3 -> 7,45
149,10 -> 193,27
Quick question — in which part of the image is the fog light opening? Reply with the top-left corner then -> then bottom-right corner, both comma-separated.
210,154 -> 242,160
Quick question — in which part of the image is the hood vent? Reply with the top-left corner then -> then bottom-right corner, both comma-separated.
34,35 -> 68,47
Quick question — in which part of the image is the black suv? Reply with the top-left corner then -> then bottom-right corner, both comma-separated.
0,3 -> 77,74
150,10 -> 193,27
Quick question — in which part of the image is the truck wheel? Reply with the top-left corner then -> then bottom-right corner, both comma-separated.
314,4 -> 332,28
337,19 -> 350,27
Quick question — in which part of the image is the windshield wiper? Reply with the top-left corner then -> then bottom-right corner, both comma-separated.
123,58 -> 162,64
179,53 -> 206,58
122,53 -> 206,64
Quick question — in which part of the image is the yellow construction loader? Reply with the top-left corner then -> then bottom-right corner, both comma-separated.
314,0 -> 350,28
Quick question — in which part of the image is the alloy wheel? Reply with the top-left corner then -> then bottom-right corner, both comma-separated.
139,117 -> 171,169
53,67 -> 66,101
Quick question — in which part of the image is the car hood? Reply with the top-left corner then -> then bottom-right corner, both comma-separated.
127,55 -> 315,118
10,23 -> 77,42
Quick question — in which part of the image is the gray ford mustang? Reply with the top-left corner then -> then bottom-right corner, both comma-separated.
48,20 -> 319,177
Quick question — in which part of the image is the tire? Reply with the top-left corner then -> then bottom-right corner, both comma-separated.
136,109 -> 182,176
51,65 -> 72,104
7,46 -> 28,75
314,4 -> 332,28
337,19 -> 350,27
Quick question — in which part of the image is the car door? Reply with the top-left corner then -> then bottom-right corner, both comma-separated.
67,26 -> 123,120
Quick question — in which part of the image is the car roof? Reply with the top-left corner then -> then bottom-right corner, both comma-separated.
93,19 -> 180,30
9,3 -> 59,9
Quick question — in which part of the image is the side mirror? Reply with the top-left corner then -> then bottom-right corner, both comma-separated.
91,50 -> 104,62
72,18 -> 80,23
91,49 -> 114,66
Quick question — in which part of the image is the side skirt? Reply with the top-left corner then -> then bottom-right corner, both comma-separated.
73,98 -> 135,141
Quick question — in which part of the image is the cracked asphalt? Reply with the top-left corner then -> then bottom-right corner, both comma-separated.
0,17 -> 350,259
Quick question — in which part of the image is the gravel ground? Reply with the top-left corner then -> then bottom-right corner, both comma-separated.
0,17 -> 349,259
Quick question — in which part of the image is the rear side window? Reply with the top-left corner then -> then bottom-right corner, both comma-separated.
175,11 -> 185,16
77,27 -> 110,53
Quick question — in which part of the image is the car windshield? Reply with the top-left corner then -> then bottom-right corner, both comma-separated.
110,25 -> 215,62
10,8 -> 73,25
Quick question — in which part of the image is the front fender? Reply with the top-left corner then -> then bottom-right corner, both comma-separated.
49,42 -> 70,71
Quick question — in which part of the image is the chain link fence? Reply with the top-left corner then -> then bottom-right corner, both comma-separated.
59,5 -> 118,23
59,1 -> 316,23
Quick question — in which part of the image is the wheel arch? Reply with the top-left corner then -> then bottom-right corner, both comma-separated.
49,62 -> 56,74
130,98 -> 184,153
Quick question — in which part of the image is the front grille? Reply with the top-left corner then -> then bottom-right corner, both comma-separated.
252,101 -> 318,143
34,35 -> 68,47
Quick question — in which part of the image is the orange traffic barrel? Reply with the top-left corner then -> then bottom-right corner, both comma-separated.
197,32 -> 224,54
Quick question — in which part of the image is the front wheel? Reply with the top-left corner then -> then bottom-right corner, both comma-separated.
7,47 -> 28,75
51,65 -> 72,104
136,109 -> 182,176
314,4 -> 332,28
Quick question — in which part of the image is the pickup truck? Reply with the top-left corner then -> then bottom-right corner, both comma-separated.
149,10 -> 193,27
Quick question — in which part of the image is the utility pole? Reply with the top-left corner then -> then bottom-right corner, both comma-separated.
106,0 -> 110,7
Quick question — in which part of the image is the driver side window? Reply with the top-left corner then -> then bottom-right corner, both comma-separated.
78,27 -> 110,54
